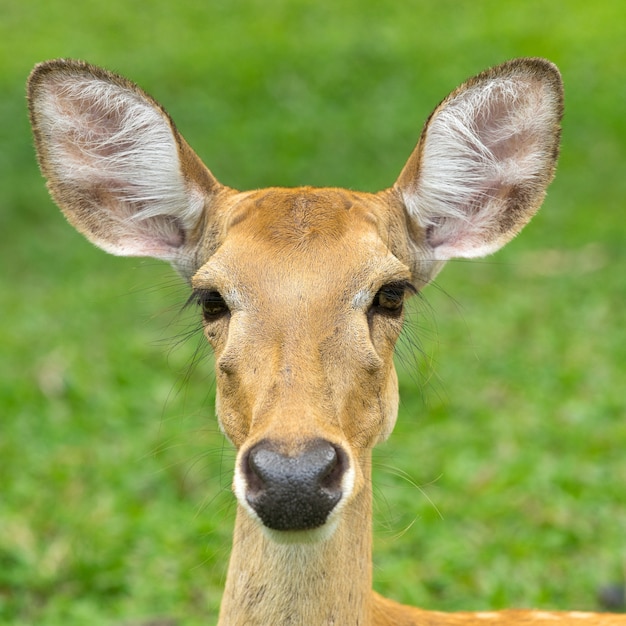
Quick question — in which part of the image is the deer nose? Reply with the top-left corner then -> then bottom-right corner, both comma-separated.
243,439 -> 347,531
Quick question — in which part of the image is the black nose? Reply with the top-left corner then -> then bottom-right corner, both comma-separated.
243,439 -> 347,531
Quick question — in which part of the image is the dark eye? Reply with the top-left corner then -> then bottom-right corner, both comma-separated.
370,282 -> 414,317
196,290 -> 229,321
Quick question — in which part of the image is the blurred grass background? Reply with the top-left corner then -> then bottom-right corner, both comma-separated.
1,0 -> 625,624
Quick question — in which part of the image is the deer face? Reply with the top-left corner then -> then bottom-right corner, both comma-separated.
191,187 -> 414,533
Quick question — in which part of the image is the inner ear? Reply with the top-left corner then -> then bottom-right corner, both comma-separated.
396,58 -> 563,261
28,60 -> 219,271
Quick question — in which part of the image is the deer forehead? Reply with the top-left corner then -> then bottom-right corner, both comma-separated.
193,187 -> 412,308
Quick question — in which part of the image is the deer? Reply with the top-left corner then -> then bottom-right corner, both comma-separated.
27,57 -> 625,625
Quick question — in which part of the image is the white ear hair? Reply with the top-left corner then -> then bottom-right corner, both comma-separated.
28,60 -> 220,274
396,58 -> 563,261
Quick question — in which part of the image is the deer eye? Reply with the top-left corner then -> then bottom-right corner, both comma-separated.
370,282 -> 415,317
195,290 -> 230,321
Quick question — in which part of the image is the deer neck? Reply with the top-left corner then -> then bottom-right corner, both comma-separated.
218,458 -> 373,626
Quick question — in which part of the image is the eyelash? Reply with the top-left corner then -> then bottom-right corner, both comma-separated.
369,281 -> 416,317
189,289 -> 230,322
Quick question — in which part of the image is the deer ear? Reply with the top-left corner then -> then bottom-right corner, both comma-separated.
396,58 -> 563,262
28,59 -> 222,277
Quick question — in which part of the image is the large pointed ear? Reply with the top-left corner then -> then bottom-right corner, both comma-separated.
395,58 -> 563,263
28,59 -> 222,277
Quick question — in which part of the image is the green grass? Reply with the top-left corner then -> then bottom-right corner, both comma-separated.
1,0 -> 625,624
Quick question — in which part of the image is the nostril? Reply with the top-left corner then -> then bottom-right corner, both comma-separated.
318,444 -> 347,492
244,446 -> 273,495
241,439 -> 349,531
